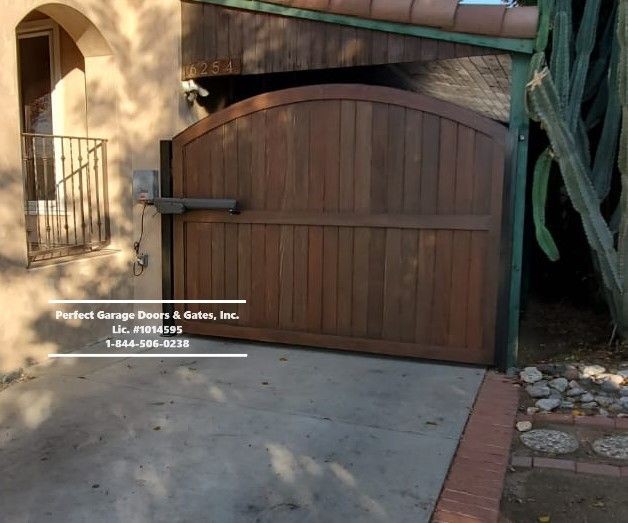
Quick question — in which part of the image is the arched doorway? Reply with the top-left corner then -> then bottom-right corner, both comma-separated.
16,5 -> 114,266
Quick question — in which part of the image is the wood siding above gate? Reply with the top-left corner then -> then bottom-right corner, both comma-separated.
181,1 -> 493,78
173,85 -> 506,364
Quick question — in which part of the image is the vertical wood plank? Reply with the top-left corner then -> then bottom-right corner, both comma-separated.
455,127 -> 476,214
279,225 -> 294,329
448,230 -> 471,347
308,102 -> 326,212
227,7 -> 242,59
181,1 -> 205,64
370,103 -> 389,213
307,226 -> 323,332
322,226 -> 339,334
339,101 -> 356,212
403,110 -> 422,213
382,228 -> 402,340
293,225 -> 309,330
265,107 -> 288,210
251,224 -> 266,325
203,5 -> 216,62
337,227 -> 354,336
211,223 -> 225,301
466,231 -> 486,350
416,230 -> 436,343
250,111 -> 266,210
352,228 -> 370,337
420,114 -> 440,214
472,133 -> 493,215
322,101 -> 341,212
399,230 -> 419,342
366,229 -> 386,338
210,128 -> 224,198
354,102 -> 373,212
293,105 -> 310,210
236,116 -> 252,209
265,225 -> 280,327
237,223 -> 251,325
224,222 -> 239,318
223,120 -> 238,199
386,105 -> 406,212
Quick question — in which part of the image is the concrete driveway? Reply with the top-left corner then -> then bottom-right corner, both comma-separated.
0,338 -> 484,523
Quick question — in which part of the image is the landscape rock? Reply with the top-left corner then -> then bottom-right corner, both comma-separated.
581,401 -> 598,409
561,401 -> 575,409
566,387 -> 586,397
592,435 -> 628,460
620,397 -> 628,410
580,393 -> 595,403
516,421 -> 532,432
595,396 -> 613,407
563,367 -> 580,380
581,365 -> 606,378
578,377 -> 593,387
620,387 -> 628,397
526,385 -> 551,398
526,406 -> 539,415
601,380 -> 620,393
548,377 -> 568,392
520,367 -> 543,384
520,429 -> 579,454
536,398 -> 561,411
596,373 -> 624,386
618,369 -> 628,380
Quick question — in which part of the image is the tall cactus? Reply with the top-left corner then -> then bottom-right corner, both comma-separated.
528,0 -> 626,334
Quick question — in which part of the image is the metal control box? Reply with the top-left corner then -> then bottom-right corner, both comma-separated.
132,170 -> 159,202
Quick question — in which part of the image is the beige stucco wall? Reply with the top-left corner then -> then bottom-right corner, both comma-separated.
0,0 -> 200,373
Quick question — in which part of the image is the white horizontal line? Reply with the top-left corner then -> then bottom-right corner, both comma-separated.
48,300 -> 246,304
48,353 -> 248,358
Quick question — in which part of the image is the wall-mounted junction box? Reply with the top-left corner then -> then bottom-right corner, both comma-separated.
132,170 -> 159,203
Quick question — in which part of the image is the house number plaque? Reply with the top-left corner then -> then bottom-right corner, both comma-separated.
182,58 -> 242,80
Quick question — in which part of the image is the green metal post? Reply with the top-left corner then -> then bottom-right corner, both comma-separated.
504,53 -> 532,370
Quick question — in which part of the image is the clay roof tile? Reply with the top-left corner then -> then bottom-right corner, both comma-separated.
410,0 -> 458,28
452,5 -> 507,36
256,0 -> 539,40
501,6 -> 539,38
328,0 -> 370,18
371,0 -> 414,25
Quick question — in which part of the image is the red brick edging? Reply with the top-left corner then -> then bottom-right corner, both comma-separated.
431,372 -> 519,523
512,405 -> 628,478
516,412 -> 628,430
511,455 -> 628,478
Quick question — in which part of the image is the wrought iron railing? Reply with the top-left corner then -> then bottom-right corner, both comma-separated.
21,133 -> 110,265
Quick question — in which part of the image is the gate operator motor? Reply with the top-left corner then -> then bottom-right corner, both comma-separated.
132,170 -> 159,203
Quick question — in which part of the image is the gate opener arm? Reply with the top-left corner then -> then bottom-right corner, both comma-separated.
152,198 -> 239,215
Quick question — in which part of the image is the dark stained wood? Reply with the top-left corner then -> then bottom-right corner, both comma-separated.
181,1 -> 494,78
172,84 -> 507,365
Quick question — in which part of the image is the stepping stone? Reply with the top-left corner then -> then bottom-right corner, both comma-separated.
592,435 -> 628,460
520,429 -> 579,454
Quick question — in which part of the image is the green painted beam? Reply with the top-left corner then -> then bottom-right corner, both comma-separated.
504,53 -> 532,370
194,0 -> 536,54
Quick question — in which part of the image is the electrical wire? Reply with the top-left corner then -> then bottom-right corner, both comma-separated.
133,202 -> 148,277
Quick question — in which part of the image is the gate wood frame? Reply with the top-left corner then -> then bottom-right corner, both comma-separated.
168,84 -> 513,365
166,1 -> 535,368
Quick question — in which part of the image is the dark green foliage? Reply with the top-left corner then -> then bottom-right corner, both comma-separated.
527,0 -> 625,332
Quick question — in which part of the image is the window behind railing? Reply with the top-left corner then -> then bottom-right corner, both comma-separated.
21,133 -> 110,265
